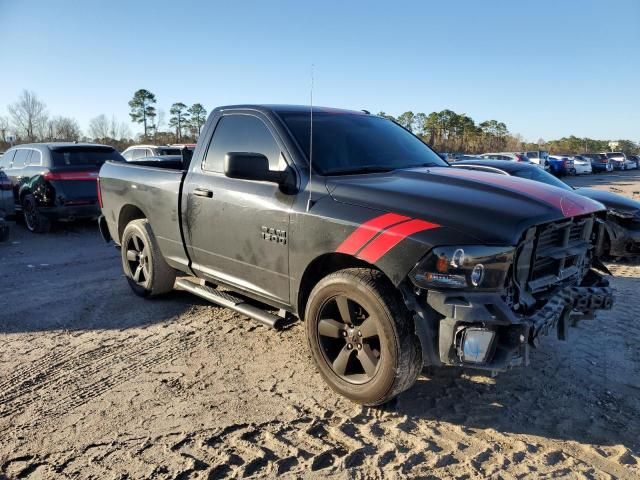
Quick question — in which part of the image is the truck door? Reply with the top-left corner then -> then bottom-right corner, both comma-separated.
184,113 -> 294,304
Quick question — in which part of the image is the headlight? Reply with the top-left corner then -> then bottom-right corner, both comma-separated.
409,245 -> 515,290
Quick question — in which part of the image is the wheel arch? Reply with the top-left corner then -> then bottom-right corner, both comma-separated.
118,204 -> 148,242
18,185 -> 33,204
297,252 -> 395,321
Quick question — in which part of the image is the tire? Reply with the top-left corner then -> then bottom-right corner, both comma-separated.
121,219 -> 176,297
305,268 -> 422,406
22,194 -> 51,233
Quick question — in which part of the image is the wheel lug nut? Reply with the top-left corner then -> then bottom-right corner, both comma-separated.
347,343 -> 353,350
341,331 -> 347,337
357,344 -> 362,350
358,331 -> 362,337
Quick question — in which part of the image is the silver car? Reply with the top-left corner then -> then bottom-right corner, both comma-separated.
479,152 -> 541,167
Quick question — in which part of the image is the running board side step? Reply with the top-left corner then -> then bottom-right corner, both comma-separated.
175,279 -> 286,329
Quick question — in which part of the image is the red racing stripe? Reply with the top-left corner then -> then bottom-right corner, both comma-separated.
358,219 -> 440,263
336,213 -> 410,255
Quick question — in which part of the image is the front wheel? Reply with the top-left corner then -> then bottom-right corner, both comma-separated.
305,268 -> 422,406
121,219 -> 176,297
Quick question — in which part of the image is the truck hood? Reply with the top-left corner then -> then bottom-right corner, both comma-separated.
576,187 -> 640,213
327,167 -> 604,245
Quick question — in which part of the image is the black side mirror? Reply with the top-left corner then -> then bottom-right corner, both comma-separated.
224,152 -> 282,184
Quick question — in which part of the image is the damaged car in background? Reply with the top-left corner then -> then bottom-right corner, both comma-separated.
98,105 -> 614,405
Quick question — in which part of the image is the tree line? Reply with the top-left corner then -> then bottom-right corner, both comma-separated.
1,90 -> 637,156
0,89 -> 208,152
379,109 -> 639,155
127,89 -> 207,144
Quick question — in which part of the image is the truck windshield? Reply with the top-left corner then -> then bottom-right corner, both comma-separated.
52,147 -> 125,167
278,112 -> 448,175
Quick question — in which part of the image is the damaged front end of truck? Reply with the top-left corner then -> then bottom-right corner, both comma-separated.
405,212 -> 614,373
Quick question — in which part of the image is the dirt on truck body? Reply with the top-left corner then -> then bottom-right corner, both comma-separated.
94,105 -> 616,406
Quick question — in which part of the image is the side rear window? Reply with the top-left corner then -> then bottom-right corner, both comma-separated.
12,149 -> 30,168
203,114 -> 282,172
25,149 -> 43,166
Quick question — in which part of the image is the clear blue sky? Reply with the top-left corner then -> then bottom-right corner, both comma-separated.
1,0 -> 638,141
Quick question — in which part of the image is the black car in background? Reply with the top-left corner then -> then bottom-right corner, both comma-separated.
0,143 -> 125,233
454,159 -> 640,258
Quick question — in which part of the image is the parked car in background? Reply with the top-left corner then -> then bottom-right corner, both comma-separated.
121,145 -> 183,161
0,143 -> 125,233
628,155 -> 640,169
547,155 -> 576,176
572,156 -> 593,175
525,150 -> 549,168
603,152 -> 633,170
170,143 -> 197,150
453,159 -> 640,259
583,153 -> 613,173
478,152 -> 535,164
0,169 -> 14,241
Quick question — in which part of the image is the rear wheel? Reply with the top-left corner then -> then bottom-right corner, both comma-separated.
305,268 -> 422,406
22,194 -> 51,233
121,219 -> 176,297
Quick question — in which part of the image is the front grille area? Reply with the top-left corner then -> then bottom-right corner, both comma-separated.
527,215 -> 594,293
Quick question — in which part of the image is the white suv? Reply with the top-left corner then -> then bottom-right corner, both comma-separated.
122,145 -> 183,161
603,152 -> 636,170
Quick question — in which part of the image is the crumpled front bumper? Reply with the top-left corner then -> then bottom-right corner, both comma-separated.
423,272 -> 614,372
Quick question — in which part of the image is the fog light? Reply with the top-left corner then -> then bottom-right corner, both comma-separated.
470,264 -> 484,286
461,328 -> 495,363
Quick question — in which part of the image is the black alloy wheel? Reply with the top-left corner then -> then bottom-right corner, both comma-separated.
317,294 -> 382,384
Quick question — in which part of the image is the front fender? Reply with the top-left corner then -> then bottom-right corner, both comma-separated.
290,196 -> 487,290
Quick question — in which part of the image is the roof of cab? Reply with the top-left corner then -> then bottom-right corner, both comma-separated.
214,104 -> 368,115
10,142 -> 115,151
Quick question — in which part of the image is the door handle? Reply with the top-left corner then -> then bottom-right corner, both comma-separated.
193,187 -> 213,198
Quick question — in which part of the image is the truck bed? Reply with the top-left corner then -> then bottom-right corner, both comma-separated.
99,161 -> 189,270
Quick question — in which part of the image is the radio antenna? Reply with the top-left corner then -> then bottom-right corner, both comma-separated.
306,64 -> 314,212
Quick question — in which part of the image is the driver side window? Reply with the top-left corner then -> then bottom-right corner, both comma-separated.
203,114 -> 283,173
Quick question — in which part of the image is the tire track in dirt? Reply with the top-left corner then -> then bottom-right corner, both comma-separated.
0,330 -> 199,427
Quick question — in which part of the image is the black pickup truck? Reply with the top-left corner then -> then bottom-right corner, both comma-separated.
98,105 -> 613,405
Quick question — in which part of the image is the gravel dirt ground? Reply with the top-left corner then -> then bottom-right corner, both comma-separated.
0,170 -> 639,479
